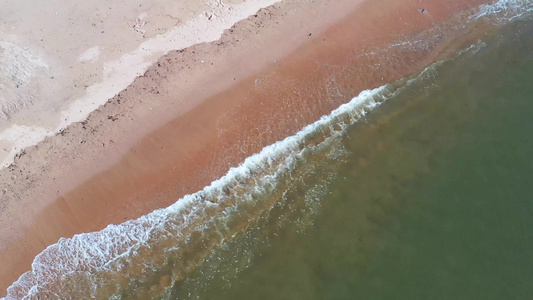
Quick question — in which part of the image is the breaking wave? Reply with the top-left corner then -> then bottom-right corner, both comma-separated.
475,0 -> 533,23
4,79 -> 408,299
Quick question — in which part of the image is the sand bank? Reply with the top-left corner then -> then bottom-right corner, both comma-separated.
1,0 -> 494,295
0,0 -> 283,168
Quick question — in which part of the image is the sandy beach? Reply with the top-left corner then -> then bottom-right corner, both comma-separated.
0,0 -> 496,296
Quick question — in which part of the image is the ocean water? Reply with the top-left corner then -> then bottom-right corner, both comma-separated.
5,1 -> 533,299
170,10 -> 533,300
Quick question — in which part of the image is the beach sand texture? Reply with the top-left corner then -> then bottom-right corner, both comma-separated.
0,0 -> 283,168
0,0 -> 497,297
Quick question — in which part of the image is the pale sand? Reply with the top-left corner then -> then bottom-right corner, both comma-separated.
0,0 -> 282,168
0,0 -> 493,295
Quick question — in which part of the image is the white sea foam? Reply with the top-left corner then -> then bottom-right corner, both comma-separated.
4,83 -> 398,299
475,0 -> 533,22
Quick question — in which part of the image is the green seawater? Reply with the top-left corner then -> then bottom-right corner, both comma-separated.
168,16 -> 533,300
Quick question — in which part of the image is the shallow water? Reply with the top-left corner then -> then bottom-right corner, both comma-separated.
170,14 -> 533,300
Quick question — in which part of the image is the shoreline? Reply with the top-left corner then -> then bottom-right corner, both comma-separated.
1,0 -> 496,295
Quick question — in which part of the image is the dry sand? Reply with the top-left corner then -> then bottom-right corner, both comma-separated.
0,0 -> 282,168
0,0 -> 494,295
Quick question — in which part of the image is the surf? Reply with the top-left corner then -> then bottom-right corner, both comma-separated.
4,78 -> 406,298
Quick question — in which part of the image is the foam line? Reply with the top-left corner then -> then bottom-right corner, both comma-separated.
475,0 -> 533,22
4,82 -> 398,299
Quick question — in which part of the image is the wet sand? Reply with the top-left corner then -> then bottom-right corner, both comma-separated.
0,0 -> 492,295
